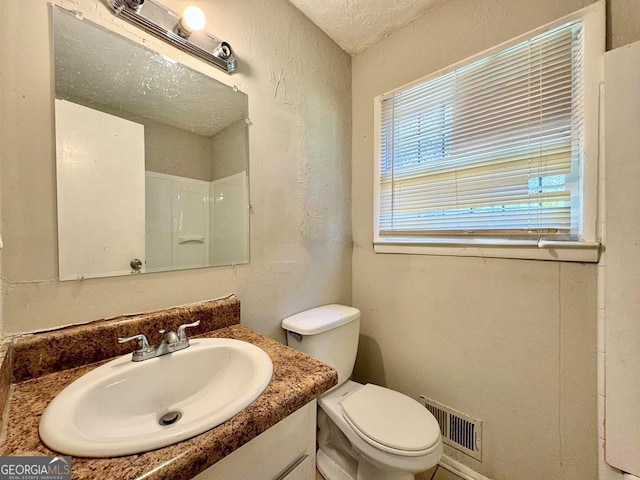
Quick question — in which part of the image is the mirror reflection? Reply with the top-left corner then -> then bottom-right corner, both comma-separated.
52,7 -> 250,281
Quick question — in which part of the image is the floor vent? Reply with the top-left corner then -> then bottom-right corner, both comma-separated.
419,395 -> 482,461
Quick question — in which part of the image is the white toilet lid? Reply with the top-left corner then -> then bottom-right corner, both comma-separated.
341,384 -> 441,454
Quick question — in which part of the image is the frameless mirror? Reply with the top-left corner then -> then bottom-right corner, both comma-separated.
52,6 -> 250,281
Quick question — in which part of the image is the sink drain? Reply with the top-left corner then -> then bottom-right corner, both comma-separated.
159,410 -> 182,426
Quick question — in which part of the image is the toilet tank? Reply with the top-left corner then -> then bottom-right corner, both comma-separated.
282,305 -> 360,388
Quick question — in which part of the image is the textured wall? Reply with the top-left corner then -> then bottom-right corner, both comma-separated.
0,0 -> 352,337
351,0 -> 602,479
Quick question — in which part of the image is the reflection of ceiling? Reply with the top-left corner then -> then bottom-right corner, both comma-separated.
288,0 -> 447,55
53,8 -> 247,137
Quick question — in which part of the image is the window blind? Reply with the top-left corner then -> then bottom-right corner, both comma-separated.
378,21 -> 585,239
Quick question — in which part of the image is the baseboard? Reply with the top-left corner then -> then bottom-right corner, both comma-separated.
439,455 -> 492,480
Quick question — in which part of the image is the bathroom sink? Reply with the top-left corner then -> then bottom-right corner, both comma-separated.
39,338 -> 273,457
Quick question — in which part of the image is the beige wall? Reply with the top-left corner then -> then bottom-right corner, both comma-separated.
144,120 -> 212,181
0,0 -> 352,338
609,0 -> 640,49
210,120 -> 249,180
350,0 -> 615,478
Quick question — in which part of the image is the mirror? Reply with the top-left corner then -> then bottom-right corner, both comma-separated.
52,7 -> 250,281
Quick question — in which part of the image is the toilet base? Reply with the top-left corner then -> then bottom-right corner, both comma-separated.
317,448 -> 414,480
355,460 -> 415,480
317,407 -> 417,480
317,448 -> 355,480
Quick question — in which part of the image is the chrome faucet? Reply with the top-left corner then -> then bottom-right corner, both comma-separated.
118,320 -> 201,362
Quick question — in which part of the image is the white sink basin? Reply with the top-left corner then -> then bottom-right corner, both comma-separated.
39,338 -> 273,457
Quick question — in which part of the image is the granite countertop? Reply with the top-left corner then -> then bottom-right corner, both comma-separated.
0,296 -> 337,479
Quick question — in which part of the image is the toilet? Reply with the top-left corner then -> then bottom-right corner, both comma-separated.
282,304 -> 443,480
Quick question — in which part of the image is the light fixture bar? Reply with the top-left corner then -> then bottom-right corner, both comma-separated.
106,0 -> 237,74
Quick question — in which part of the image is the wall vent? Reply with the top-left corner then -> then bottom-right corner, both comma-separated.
419,395 -> 482,461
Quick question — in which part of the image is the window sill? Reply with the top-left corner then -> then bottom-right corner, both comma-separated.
373,239 -> 601,262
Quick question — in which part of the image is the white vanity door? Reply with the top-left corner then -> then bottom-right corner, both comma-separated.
194,400 -> 316,480
55,99 -> 146,280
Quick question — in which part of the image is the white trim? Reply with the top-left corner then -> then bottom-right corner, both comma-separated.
579,1 -> 606,243
372,2 -> 605,261
374,240 -> 600,263
439,454 -> 493,480
373,98 -> 384,247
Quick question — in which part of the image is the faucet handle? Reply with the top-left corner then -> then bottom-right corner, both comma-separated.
118,334 -> 151,349
118,334 -> 156,361
177,320 -> 201,342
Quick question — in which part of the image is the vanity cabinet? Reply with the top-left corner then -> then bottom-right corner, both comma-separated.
193,400 -> 317,480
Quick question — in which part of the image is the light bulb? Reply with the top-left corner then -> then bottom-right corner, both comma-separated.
181,6 -> 206,32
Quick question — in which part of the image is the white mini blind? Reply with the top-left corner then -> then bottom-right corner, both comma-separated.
378,21 -> 585,239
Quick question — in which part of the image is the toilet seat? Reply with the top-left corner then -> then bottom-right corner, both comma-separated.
341,384 -> 441,457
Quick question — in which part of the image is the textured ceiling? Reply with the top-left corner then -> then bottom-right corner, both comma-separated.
288,0 -> 447,55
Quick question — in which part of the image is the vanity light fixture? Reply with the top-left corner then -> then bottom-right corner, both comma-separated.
106,0 -> 237,74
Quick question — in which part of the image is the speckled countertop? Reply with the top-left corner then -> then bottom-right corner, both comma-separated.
0,296 -> 337,479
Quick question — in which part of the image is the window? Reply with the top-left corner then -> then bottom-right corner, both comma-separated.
374,3 -> 603,262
